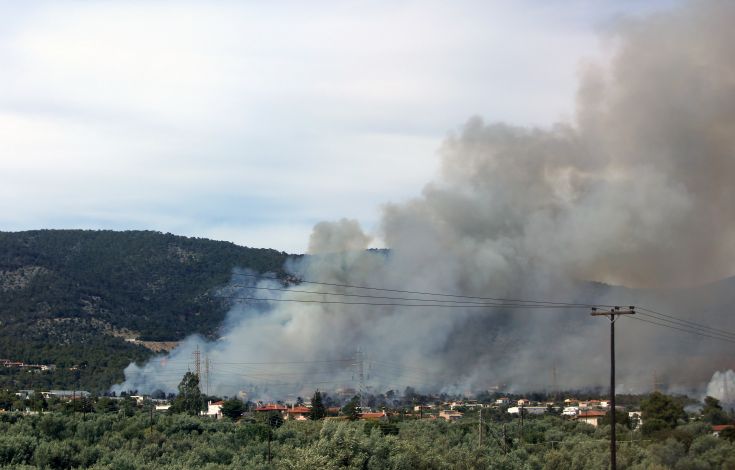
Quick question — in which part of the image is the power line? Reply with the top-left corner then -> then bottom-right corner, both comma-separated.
229,272 -> 735,340
638,307 -> 735,338
216,294 -> 592,309
224,284 -> 592,308
624,315 -> 735,344
133,270 -> 735,342
226,274 -> 735,345
637,311 -> 735,340
229,272 -> 610,308
215,359 -> 354,365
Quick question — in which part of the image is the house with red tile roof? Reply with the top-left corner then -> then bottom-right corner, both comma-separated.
712,424 -> 735,437
576,410 -> 607,427
254,403 -> 288,413
359,411 -> 388,421
285,406 -> 311,421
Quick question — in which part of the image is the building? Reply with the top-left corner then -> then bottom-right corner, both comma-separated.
285,406 -> 311,421
439,410 -> 463,422
449,401 -> 482,410
42,390 -> 91,400
495,397 -> 510,405
562,406 -> 579,417
130,395 -> 146,406
359,411 -> 388,421
712,425 -> 735,437
413,405 -> 433,412
576,410 -> 606,427
254,403 -> 288,413
206,401 -> 224,419
507,406 -> 547,415
628,411 -> 642,429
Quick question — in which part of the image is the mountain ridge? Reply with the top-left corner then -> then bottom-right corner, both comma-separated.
0,229 -> 293,391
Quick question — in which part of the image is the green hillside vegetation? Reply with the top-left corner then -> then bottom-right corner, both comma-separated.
0,230 -> 293,391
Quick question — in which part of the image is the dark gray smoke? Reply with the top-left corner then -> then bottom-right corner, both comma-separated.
115,0 -> 735,398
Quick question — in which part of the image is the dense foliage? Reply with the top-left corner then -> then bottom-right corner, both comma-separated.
0,407 -> 732,469
0,230 -> 293,391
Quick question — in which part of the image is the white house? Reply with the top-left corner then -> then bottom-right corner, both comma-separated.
507,406 -> 547,415
439,410 -> 463,421
206,401 -> 224,419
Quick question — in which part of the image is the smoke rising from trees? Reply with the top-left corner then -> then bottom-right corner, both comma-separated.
115,0 -> 735,398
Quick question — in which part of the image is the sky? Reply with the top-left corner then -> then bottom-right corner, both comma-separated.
0,0 -> 681,253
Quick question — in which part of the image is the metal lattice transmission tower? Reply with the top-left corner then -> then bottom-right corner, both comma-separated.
193,346 -> 201,391
353,349 -> 366,409
652,370 -> 662,393
205,356 -> 212,396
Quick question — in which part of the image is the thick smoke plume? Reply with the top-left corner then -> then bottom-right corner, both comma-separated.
115,0 -> 735,399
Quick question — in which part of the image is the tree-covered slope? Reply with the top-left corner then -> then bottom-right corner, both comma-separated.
0,229 -> 293,391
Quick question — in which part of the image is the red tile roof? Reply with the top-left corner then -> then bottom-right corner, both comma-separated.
255,404 -> 287,412
712,425 -> 735,432
287,406 -> 311,414
578,411 -> 606,418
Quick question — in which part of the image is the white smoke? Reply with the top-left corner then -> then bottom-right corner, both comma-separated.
115,0 -> 735,398
706,370 -> 735,406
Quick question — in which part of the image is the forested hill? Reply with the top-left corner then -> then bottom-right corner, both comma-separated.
0,229 -> 293,391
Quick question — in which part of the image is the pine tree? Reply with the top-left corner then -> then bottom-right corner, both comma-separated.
221,398 -> 245,420
310,390 -> 326,420
170,372 -> 205,415
342,395 -> 361,421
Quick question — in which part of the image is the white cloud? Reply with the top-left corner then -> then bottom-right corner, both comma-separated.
0,0 -> 680,251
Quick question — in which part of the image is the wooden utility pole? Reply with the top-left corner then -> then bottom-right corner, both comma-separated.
502,424 -> 507,453
478,408 -> 483,447
519,402 -> 524,445
267,428 -> 272,464
591,306 -> 635,470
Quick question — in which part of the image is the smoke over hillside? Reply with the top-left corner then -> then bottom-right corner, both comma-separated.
115,0 -> 735,398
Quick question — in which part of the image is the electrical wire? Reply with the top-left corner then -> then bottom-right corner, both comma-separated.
224,284 -> 591,308
624,315 -> 735,344
636,311 -> 735,340
229,272 -> 612,308
217,294 -> 592,309
638,307 -> 735,338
